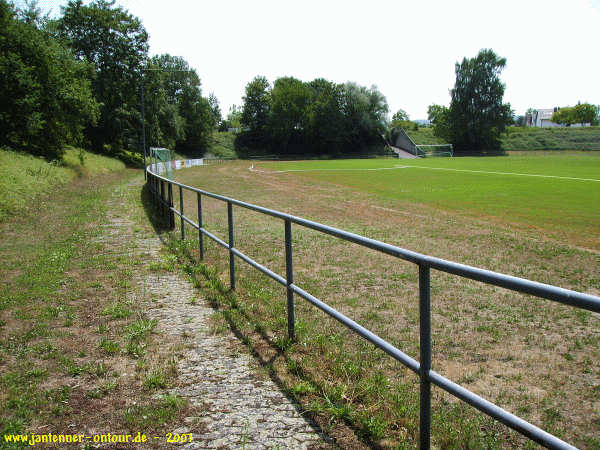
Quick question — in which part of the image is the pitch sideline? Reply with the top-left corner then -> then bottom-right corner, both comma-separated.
248,163 -> 600,182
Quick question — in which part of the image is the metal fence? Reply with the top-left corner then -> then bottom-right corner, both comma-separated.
145,163 -> 599,450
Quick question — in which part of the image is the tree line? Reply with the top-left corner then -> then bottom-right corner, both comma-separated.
4,5 -> 593,163
235,76 -> 389,156
0,0 -> 218,161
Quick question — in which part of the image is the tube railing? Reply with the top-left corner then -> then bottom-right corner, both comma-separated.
146,163 -> 598,450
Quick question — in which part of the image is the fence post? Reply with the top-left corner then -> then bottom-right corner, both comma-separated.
227,201 -> 235,290
159,180 -> 164,217
419,264 -> 431,450
168,182 -> 175,230
285,220 -> 295,341
162,180 -> 167,218
179,186 -> 185,240
197,192 -> 204,260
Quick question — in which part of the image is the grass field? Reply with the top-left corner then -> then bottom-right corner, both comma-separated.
167,154 -> 599,448
259,153 -> 600,250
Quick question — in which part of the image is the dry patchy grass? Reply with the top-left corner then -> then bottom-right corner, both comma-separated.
163,161 -> 599,448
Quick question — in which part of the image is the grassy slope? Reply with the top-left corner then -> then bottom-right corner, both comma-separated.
261,154 -> 600,249
406,126 -> 600,151
170,161 -> 599,448
502,126 -> 600,151
0,147 -> 125,221
0,170 -> 193,447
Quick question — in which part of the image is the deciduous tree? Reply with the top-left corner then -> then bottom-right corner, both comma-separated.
0,0 -> 98,158
58,0 -> 148,153
447,49 -> 513,152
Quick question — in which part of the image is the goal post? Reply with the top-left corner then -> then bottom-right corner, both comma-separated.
150,147 -> 173,179
415,144 -> 453,158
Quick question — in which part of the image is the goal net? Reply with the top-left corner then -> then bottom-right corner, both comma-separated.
150,147 -> 173,179
415,144 -> 453,158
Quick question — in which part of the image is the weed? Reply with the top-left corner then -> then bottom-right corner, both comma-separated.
123,395 -> 185,429
144,369 -> 167,390
99,338 -> 120,354
102,302 -> 132,319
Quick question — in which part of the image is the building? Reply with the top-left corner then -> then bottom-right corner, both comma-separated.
525,107 -> 591,128
525,108 -> 561,127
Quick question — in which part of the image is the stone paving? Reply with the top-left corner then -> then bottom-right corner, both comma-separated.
107,180 -> 326,449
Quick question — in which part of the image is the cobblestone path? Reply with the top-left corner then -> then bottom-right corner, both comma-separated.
108,179 -> 325,449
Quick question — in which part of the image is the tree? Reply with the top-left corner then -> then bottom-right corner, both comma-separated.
390,108 -> 415,131
551,107 -> 576,126
236,75 -> 389,156
269,76 -> 312,153
551,103 -> 596,127
447,49 -> 513,152
140,54 -> 213,154
341,82 -> 389,150
0,0 -> 98,158
427,104 -> 451,141
227,105 -> 243,129
305,78 -> 345,154
514,115 -> 525,127
392,109 -> 409,122
208,93 -> 221,127
241,76 -> 270,133
57,0 -> 148,153
574,103 -> 597,126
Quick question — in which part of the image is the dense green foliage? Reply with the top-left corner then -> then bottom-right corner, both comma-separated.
143,54 -> 216,156
1,0 -> 217,162
429,49 -> 513,153
205,131 -> 237,158
0,1 -> 98,159
236,76 -> 389,156
550,103 -> 598,127
57,0 -> 148,154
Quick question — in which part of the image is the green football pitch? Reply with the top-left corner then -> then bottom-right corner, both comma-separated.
258,153 -> 600,248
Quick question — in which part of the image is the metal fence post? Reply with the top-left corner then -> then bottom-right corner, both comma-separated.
227,201 -> 235,290
419,264 -> 431,449
162,180 -> 167,218
159,180 -> 164,217
197,192 -> 204,260
167,182 -> 175,230
285,220 -> 295,341
179,186 -> 185,240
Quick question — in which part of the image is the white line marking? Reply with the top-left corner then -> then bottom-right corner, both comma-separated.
406,166 -> 600,182
249,163 -> 600,182
248,164 -> 408,173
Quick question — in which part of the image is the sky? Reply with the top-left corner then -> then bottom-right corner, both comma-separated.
22,0 -> 600,120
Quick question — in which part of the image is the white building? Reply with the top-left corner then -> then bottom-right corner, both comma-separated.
525,108 -> 591,127
525,108 -> 560,127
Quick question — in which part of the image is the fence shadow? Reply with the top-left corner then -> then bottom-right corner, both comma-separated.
139,184 -> 370,447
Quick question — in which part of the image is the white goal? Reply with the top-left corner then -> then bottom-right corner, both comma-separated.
415,144 -> 453,157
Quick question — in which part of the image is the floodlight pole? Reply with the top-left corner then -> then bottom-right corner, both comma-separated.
140,67 -> 194,180
141,77 -> 147,179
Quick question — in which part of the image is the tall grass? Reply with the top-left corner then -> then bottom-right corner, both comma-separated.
405,126 -> 600,151
0,146 -> 125,221
502,126 -> 600,151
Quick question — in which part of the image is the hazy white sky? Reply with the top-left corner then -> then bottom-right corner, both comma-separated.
30,0 -> 600,119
